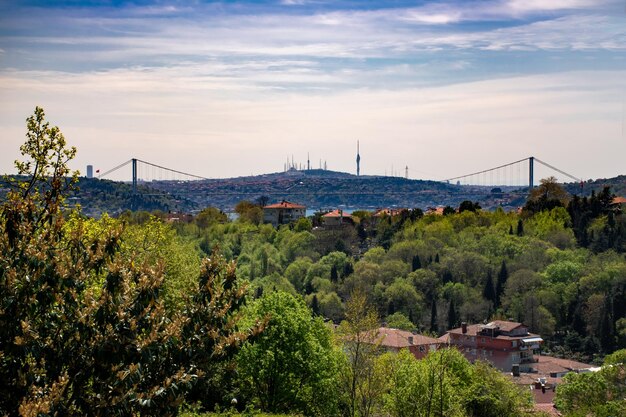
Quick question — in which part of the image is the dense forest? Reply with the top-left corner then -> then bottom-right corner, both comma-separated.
1,108 -> 625,416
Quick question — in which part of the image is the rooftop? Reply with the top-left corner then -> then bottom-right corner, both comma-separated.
322,209 -> 352,218
448,320 -> 527,337
263,200 -> 306,209
373,327 -> 442,349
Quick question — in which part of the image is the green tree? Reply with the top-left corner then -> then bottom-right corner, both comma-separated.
555,358 -> 626,416
0,108 -> 257,416
235,200 -> 263,225
386,312 -> 415,331
236,292 -> 340,416
338,291 -> 382,417
195,207 -> 227,228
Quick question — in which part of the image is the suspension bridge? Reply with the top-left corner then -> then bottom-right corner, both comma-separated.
95,156 -> 582,210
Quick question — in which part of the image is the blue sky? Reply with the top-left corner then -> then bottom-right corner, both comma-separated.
1,0 -> 625,181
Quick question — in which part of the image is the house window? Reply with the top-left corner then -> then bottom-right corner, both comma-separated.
419,346 -> 425,353
481,338 -> 485,343
512,341 -> 517,348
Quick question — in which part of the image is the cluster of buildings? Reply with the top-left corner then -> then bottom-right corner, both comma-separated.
365,320 -> 593,416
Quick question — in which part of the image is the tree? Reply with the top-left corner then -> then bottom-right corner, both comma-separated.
236,292 -> 340,416
234,200 -> 263,225
447,298 -> 459,330
442,206 -> 456,215
555,359 -> 626,416
458,200 -> 481,213
330,264 -> 339,283
385,312 -> 415,331
0,107 -> 258,416
383,349 -> 533,417
430,298 -> 438,333
411,254 -> 422,271
338,291 -> 382,417
483,270 -> 496,307
524,176 -> 569,214
495,260 -> 508,308
195,206 -> 227,228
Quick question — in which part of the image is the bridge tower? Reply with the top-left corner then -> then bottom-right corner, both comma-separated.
131,158 -> 138,210
528,156 -> 534,190
356,140 -> 361,176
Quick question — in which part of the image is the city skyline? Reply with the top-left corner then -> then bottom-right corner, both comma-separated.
1,0 -> 625,182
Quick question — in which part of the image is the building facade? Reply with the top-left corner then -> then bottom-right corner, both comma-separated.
263,200 -> 306,227
322,209 -> 353,227
443,320 -> 543,373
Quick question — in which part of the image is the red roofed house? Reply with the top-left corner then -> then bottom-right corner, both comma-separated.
613,196 -> 626,205
322,209 -> 353,227
263,200 -> 306,227
368,327 -> 444,359
443,320 -> 543,373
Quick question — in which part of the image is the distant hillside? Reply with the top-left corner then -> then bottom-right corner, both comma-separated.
144,169 -> 527,212
564,175 -> 626,198
0,176 -> 198,218
6,170 -> 623,216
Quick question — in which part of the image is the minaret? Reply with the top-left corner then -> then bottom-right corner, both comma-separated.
307,152 -> 310,171
356,140 -> 361,176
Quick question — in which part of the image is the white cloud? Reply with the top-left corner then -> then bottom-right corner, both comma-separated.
1,68 -> 624,180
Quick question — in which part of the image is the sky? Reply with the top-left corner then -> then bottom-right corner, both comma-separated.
1,0 -> 625,182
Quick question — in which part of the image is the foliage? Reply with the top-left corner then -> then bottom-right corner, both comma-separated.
554,356 -> 626,416
382,348 -> 533,417
236,292 -> 340,416
0,107 -> 257,416
337,291 -> 382,417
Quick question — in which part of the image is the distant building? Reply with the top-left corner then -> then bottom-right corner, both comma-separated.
613,196 -> 626,205
263,200 -> 306,227
425,206 -> 445,215
442,320 -> 543,373
322,209 -> 353,227
373,208 -> 407,217
86,165 -> 93,178
360,327 -> 444,360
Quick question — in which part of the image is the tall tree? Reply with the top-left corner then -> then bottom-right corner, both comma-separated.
411,254 -> 422,271
447,298 -> 459,330
338,291 -> 382,417
483,270 -> 496,306
430,298 -> 438,334
495,260 -> 508,308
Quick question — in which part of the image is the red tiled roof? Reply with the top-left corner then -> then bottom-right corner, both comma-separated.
322,209 -> 352,218
491,320 -> 524,332
448,320 -> 525,336
263,200 -> 305,209
376,327 -> 441,348
613,196 -> 626,204
533,355 -> 593,375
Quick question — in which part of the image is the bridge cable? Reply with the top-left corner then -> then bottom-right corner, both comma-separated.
444,157 -> 529,183
97,159 -> 132,179
135,159 -> 208,180
533,158 -> 580,183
